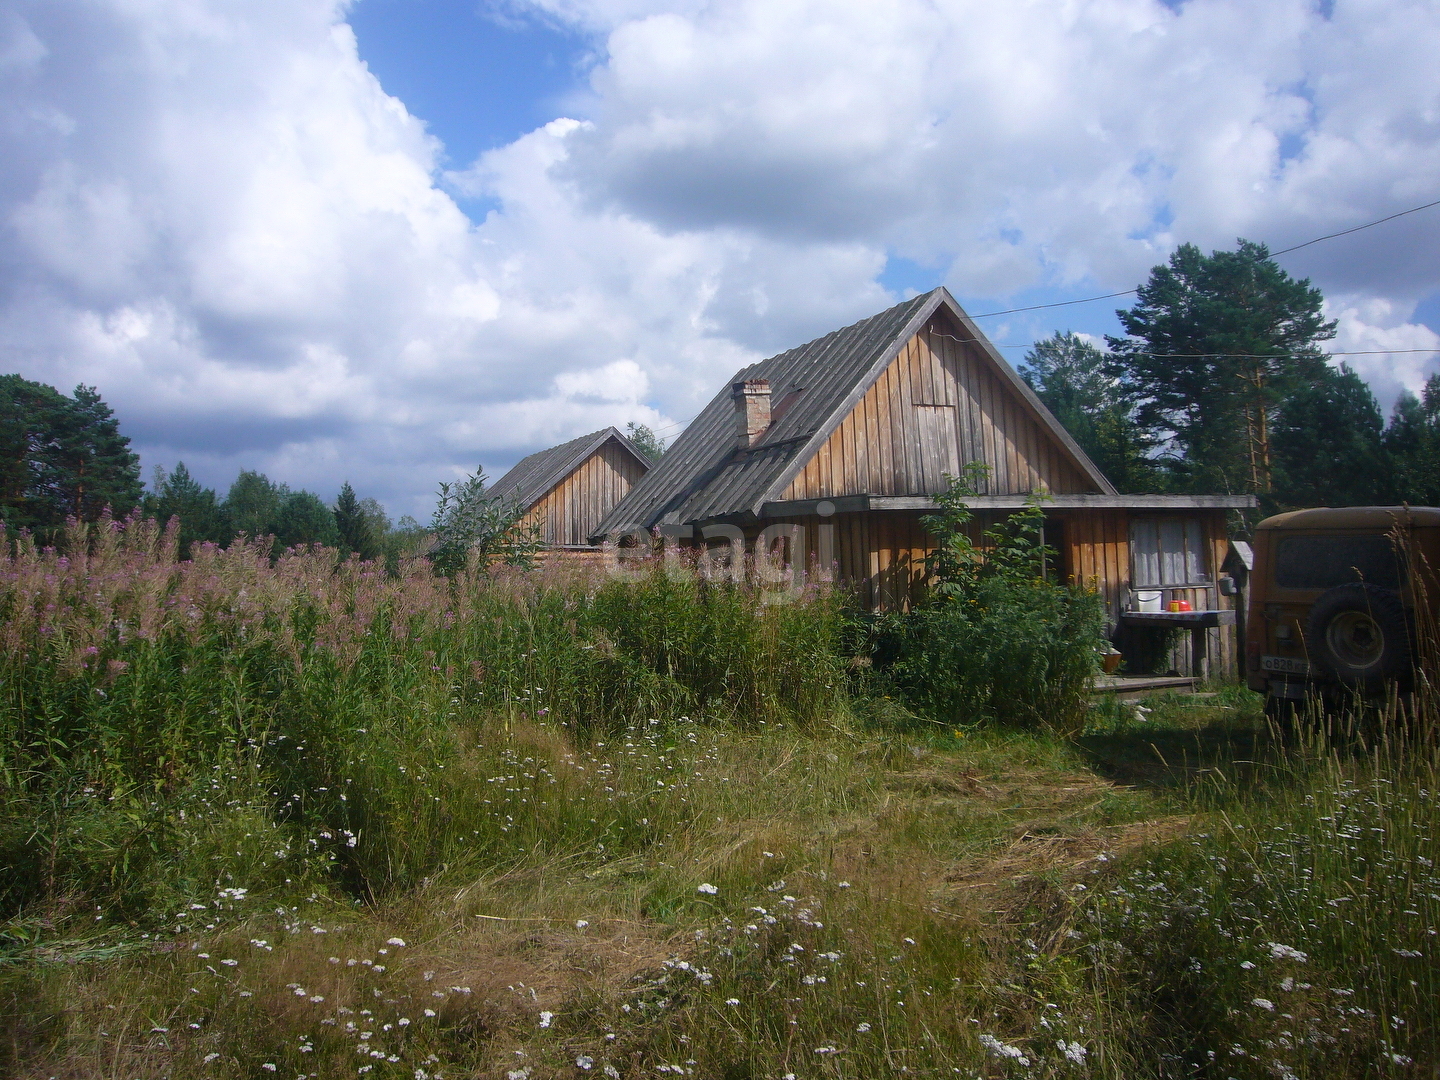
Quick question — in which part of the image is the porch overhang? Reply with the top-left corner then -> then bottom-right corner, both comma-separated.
760,493 -> 1258,517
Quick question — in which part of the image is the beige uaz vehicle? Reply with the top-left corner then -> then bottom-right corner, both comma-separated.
1246,506 -> 1440,713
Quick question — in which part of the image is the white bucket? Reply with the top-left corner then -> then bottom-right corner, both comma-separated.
1134,590 -> 1163,612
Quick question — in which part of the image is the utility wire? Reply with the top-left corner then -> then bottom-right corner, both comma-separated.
967,195 -> 1440,319
1270,197 -> 1440,256
647,202 -> 1440,439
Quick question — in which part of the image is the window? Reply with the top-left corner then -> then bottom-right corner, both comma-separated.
1131,517 -> 1209,587
914,405 -> 959,491
1273,534 -> 1405,590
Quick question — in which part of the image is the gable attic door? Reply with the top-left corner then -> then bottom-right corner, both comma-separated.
778,310 -> 1099,503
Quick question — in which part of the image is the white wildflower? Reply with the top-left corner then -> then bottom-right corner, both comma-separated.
979,1034 -> 1029,1066
857,1022 -> 871,1033
697,883 -> 718,895
1252,998 -> 1276,1011
576,1055 -> 595,1069
1268,943 -> 1308,962
262,1065 -> 277,1073
539,1011 -> 554,1028
387,937 -> 406,947
203,1052 -> 220,1063
604,1066 -> 621,1079
1057,1040 -> 1088,1063
724,998 -> 741,1006
575,920 -> 590,929
814,1045 -> 839,1055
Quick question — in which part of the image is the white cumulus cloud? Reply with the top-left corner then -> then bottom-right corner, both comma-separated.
0,0 -> 1435,514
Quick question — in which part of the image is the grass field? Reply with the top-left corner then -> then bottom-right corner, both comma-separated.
2,518 -> 1437,1078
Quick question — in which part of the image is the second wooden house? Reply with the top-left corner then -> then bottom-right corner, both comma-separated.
490,426 -> 652,549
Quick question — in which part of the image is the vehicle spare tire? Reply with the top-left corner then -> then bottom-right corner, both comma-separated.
1305,582 -> 1412,689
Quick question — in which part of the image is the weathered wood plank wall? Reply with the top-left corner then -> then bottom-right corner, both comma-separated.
780,313 -> 1094,502
524,441 -> 649,546
731,507 -> 1235,675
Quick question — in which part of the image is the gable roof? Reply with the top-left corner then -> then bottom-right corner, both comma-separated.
592,287 -> 1114,537
489,427 -> 650,511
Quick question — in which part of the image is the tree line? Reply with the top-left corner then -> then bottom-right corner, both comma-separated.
0,373 -> 551,570
0,373 -> 423,560
1020,239 -> 1437,514
145,463 -> 414,562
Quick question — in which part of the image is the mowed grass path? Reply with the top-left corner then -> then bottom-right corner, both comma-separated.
5,691 -> 1305,1080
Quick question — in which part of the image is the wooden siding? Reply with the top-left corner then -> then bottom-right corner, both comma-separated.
704,506 -> 1237,676
522,440 -> 649,547
780,312 -> 1094,502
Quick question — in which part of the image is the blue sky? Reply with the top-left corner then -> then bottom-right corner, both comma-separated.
2,0 -> 1437,512
350,0 -> 590,170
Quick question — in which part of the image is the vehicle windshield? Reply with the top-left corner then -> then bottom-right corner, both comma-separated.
1273,533 -> 1405,590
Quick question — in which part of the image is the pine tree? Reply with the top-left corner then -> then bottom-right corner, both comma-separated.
0,375 -> 141,538
333,481 -> 381,560
1019,332 -> 1162,492
145,462 -> 230,557
1383,375 -> 1440,505
1107,240 -> 1336,496
52,385 -> 144,522
1270,364 -> 1386,510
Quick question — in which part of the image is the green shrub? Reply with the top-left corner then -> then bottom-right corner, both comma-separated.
862,467 -> 1106,733
875,574 -> 1105,733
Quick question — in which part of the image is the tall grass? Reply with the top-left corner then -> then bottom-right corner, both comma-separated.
1069,733 -> 1439,1076
0,513 -> 844,923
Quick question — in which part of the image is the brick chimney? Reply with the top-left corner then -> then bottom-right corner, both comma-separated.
732,379 -> 772,449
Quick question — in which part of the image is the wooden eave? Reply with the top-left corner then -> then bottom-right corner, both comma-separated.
761,493 -> 1258,517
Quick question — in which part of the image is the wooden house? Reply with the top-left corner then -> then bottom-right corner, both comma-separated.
592,287 -> 1255,676
490,427 -> 651,548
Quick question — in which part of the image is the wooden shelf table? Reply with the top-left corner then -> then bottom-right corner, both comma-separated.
1119,609 -> 1236,681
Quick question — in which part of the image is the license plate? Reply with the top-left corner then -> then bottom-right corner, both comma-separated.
1261,654 -> 1310,676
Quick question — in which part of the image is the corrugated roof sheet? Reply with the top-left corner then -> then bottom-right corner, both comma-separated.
592,286 -> 1113,539
489,427 -> 648,511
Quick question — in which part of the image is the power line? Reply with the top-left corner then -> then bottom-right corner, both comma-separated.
649,195 -> 1440,439
969,290 -> 1138,319
966,195 -> 1440,319
1270,197 -> 1440,256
